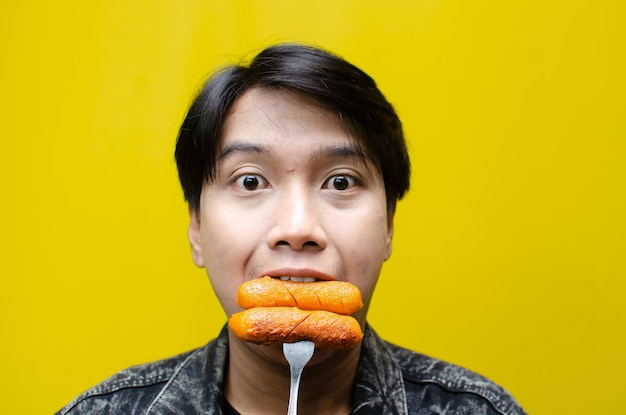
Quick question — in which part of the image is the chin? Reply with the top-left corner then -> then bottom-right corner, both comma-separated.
232,332 -> 358,369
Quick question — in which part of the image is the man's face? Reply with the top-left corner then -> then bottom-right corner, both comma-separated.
188,87 -> 394,330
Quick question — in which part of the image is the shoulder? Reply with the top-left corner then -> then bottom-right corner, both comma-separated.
386,342 -> 526,415
56,348 -> 201,415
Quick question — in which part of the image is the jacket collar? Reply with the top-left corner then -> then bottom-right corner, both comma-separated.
145,328 -> 228,414
353,325 -> 408,414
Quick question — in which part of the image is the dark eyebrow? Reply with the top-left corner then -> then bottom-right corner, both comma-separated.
314,144 -> 373,164
217,143 -> 273,161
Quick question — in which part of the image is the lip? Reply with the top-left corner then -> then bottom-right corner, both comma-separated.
261,268 -> 337,281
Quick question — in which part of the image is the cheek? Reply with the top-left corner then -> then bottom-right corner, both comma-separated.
339,210 -> 390,299
199,207 -> 260,316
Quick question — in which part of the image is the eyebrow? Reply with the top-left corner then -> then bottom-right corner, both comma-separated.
217,143 -> 273,161
314,144 -> 369,161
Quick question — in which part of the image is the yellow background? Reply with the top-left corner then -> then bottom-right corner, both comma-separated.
1,1 -> 624,414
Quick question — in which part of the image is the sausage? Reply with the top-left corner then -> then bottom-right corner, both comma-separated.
237,276 -> 363,315
228,307 -> 363,350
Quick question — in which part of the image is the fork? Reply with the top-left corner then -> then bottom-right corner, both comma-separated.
282,341 -> 315,415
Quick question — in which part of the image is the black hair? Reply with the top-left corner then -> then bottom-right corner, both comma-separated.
175,43 -> 410,212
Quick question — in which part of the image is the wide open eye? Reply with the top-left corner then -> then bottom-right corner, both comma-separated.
234,174 -> 268,191
324,175 -> 357,191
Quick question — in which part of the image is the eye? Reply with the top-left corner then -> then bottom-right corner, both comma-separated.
325,175 -> 357,191
234,174 -> 268,191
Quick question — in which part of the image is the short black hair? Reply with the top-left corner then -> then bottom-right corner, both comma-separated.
175,43 -> 410,212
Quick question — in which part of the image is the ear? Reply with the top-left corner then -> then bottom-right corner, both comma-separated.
384,206 -> 395,261
188,207 -> 205,268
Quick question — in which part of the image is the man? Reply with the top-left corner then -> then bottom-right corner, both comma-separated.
58,43 -> 526,414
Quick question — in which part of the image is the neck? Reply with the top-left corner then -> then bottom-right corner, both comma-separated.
225,331 -> 361,415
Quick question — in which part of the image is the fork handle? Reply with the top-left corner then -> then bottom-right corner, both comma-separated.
287,366 -> 303,415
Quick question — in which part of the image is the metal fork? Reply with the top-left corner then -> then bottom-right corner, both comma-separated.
282,341 -> 315,415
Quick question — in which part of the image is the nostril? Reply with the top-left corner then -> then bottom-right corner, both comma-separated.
274,240 -> 320,249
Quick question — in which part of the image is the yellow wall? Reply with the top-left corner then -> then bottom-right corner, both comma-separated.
1,1 -> 624,413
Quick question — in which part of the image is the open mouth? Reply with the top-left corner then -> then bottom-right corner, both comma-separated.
274,276 -> 318,282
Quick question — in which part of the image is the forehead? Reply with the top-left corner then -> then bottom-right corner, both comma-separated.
221,87 -> 352,146
217,87 -> 380,174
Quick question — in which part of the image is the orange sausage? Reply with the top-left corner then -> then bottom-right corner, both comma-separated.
229,307 -> 363,350
237,276 -> 363,315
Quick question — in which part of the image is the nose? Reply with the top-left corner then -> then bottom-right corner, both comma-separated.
267,188 -> 327,251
